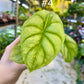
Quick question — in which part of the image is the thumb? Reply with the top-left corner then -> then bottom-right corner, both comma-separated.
13,62 -> 27,71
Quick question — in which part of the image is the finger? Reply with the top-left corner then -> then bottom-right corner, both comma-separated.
13,62 -> 27,71
8,36 -> 20,51
1,36 -> 20,62
18,64 -> 27,70
4,36 -> 20,53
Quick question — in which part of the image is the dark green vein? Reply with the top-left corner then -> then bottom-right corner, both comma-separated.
28,25 -> 42,30
51,21 -> 60,24
45,31 -> 62,42
25,34 -> 44,66
41,44 -> 46,63
24,24 -> 42,30
23,33 -> 41,44
25,43 -> 39,66
46,21 -> 61,29
31,46 -> 42,68
35,14 -> 44,21
43,13 -> 53,30
44,34 -> 55,54
65,43 -> 76,52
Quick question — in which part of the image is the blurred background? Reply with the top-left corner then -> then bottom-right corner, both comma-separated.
0,0 -> 84,84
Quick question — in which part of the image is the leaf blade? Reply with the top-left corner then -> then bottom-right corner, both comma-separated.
61,35 -> 78,63
21,10 -> 65,72
10,43 -> 24,64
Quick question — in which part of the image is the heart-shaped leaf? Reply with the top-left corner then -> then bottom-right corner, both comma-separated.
21,10 -> 65,72
61,35 -> 78,63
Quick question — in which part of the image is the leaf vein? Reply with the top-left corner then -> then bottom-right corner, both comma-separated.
25,44 -> 39,66
35,14 -> 44,21
46,31 -> 62,42
26,25 -> 42,30
23,33 -> 41,44
44,35 -> 55,54
41,45 -> 46,63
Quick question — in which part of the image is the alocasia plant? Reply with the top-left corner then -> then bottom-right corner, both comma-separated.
10,10 -> 78,72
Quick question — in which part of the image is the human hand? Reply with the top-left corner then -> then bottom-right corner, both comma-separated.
0,36 -> 26,84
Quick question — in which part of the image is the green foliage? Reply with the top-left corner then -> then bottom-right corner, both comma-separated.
19,6 -> 28,20
5,11 -> 10,14
80,43 -> 84,56
0,33 -> 15,54
68,3 -> 84,16
19,6 -> 28,15
19,14 -> 28,20
10,43 -> 24,64
68,3 -> 79,14
75,60 -> 84,84
21,10 -> 65,72
61,35 -> 78,63
10,10 -> 78,72
75,42 -> 84,60
0,26 -> 22,55
74,42 -> 84,84
75,63 -> 81,81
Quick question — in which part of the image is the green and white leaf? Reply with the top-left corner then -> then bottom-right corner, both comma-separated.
21,10 -> 65,72
61,35 -> 78,63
